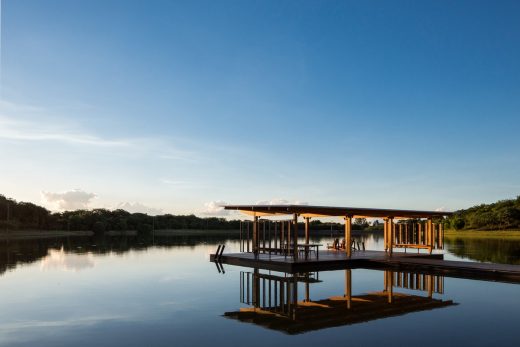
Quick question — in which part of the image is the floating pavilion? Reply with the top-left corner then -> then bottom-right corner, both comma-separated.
224,204 -> 452,257
213,204 -> 520,283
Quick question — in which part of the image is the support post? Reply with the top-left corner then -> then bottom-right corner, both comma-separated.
253,216 -> 259,254
304,217 -> 310,245
439,222 -> 444,249
384,218 -> 388,251
344,216 -> 352,257
293,214 -> 298,259
427,218 -> 433,254
388,217 -> 394,256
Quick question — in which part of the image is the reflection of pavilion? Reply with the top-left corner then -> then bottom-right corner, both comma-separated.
225,269 -> 455,334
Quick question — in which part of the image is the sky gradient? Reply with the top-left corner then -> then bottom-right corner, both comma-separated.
1,0 -> 519,217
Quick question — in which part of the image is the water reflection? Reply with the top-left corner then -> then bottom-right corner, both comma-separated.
445,237 -> 520,264
0,234 -> 238,277
40,247 -> 95,272
225,269 -> 455,334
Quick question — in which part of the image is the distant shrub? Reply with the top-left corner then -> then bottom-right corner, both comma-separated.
453,218 -> 465,230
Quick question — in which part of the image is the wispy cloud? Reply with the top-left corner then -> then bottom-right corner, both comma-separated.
0,100 -> 196,159
0,116 -> 129,146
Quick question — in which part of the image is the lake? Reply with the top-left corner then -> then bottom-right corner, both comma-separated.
0,232 -> 519,346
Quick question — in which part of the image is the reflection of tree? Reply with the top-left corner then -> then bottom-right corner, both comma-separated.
445,237 -> 520,265
0,234 -> 239,277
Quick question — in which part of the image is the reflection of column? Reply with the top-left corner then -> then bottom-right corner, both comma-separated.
385,270 -> 393,303
291,275 -> 298,320
428,275 -> 433,298
252,269 -> 260,308
345,216 -> 352,257
344,269 -> 352,309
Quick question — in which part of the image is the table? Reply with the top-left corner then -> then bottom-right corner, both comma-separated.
297,243 -> 322,260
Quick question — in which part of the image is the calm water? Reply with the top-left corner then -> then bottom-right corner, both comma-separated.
0,233 -> 519,346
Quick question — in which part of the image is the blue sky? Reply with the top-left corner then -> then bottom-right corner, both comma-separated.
1,0 -> 519,216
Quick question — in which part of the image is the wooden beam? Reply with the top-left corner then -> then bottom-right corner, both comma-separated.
344,216 -> 352,257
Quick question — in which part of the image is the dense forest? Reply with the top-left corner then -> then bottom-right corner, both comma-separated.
445,196 -> 520,230
7,194 -> 519,234
0,195 -> 377,234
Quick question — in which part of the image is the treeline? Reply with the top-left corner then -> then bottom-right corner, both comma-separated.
446,196 -> 520,230
0,194 -> 383,234
0,194 -> 240,233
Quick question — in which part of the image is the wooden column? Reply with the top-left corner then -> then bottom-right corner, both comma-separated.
427,218 -> 433,254
344,216 -> 352,257
304,217 -> 310,244
388,217 -> 394,256
280,221 -> 285,254
293,214 -> 298,259
287,220 -> 291,256
383,218 -> 388,251
253,216 -> 259,254
439,222 -> 444,249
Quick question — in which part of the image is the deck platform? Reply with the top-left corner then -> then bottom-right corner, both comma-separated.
211,250 -> 520,283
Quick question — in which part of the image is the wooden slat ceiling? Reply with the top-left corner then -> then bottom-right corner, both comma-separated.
223,204 -> 452,219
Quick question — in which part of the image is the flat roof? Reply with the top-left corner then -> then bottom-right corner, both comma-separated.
224,204 -> 452,219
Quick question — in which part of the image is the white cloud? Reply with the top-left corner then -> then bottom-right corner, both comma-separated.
203,200 -> 229,216
115,202 -> 163,215
41,189 -> 96,210
435,206 -> 446,212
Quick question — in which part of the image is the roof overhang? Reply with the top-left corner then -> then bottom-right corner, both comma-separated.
223,204 -> 452,219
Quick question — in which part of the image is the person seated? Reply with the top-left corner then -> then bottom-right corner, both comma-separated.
327,238 -> 340,250
340,239 -> 346,249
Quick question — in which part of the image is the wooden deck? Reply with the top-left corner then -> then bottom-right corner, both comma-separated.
211,250 -> 520,283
